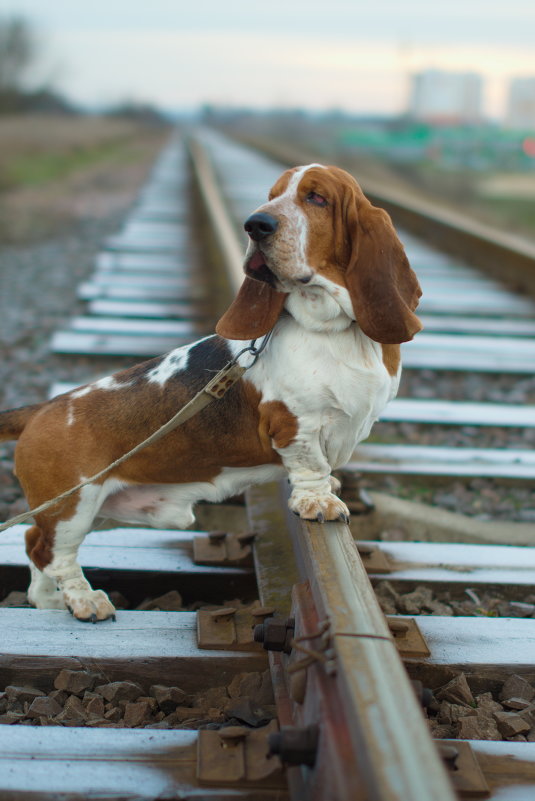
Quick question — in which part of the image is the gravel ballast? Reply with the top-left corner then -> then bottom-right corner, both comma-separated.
0,668 -> 275,730
374,580 -> 535,619
427,672 -> 535,742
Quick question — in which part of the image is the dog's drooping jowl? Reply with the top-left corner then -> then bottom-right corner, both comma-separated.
0,164 -> 421,621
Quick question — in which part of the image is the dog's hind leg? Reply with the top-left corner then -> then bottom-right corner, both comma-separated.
27,562 -> 67,610
29,568 -> 66,609
25,526 -> 65,609
26,484 -> 117,622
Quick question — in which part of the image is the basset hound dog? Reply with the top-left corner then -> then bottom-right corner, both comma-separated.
0,163 -> 421,622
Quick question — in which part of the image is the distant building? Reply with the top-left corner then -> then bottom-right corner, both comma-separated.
506,78 -> 535,129
409,70 -> 483,125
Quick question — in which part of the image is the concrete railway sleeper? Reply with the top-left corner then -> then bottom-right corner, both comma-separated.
0,129 -> 534,799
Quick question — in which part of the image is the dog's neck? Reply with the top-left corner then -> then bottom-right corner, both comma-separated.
284,278 -> 355,333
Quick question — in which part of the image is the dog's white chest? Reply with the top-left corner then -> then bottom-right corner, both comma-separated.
240,317 -> 399,465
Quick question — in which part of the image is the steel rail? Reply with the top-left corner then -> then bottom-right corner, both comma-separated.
187,135 -> 244,295
189,132 -> 457,801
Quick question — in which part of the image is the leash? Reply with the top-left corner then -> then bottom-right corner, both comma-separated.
0,336 -> 271,534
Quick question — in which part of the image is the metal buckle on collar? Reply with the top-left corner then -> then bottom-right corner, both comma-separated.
230,331 -> 273,368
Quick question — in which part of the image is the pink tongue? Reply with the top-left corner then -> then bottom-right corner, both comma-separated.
248,251 -> 265,271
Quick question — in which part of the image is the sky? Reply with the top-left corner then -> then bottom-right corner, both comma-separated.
2,0 -> 535,118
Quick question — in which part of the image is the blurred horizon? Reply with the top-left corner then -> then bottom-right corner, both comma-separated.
1,4 -> 535,285
1,0 -> 535,120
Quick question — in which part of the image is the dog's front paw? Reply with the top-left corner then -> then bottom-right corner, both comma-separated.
63,588 -> 116,623
289,490 -> 350,524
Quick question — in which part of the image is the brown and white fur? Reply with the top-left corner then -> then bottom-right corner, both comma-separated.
0,164 -> 421,622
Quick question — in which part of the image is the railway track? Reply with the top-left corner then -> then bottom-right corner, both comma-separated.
1,127 -> 535,799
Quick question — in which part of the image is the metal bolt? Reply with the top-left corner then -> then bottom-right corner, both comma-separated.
236,531 -> 257,547
438,744 -> 459,770
251,606 -> 276,622
253,617 -> 295,654
253,625 -> 263,643
208,530 -> 227,544
388,619 -> 410,636
210,607 -> 237,621
218,726 -> 250,748
268,724 -> 319,767
411,679 -> 434,709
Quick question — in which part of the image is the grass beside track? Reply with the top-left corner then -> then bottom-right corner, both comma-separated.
0,115 -> 170,243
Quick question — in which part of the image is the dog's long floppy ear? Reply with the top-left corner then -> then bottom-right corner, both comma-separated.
344,189 -> 422,344
216,277 -> 288,340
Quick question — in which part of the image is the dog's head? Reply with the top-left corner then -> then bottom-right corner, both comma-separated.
216,164 -> 422,344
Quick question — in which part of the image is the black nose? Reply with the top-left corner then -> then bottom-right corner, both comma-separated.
244,212 -> 278,241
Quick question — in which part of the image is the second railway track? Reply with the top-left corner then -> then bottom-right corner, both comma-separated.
0,127 -> 535,799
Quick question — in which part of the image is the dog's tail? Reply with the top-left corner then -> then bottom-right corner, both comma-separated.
0,404 -> 45,442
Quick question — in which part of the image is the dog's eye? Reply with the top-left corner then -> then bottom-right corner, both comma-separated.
306,191 -> 328,207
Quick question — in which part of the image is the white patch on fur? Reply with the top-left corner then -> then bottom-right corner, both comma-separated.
271,166 -> 312,279
145,338 -> 211,387
147,346 -> 189,386
66,403 -> 75,426
70,375 -> 131,400
70,385 -> 92,400
284,163 -> 326,192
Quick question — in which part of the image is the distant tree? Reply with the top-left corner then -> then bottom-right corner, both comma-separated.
19,87 -> 76,114
0,16 -> 74,114
104,101 -> 169,126
0,16 -> 36,95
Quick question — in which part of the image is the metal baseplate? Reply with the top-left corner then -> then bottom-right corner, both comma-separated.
355,542 -> 392,574
197,602 -> 274,651
193,530 -> 256,567
387,616 -> 431,658
438,741 -> 490,797
197,720 -> 286,789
